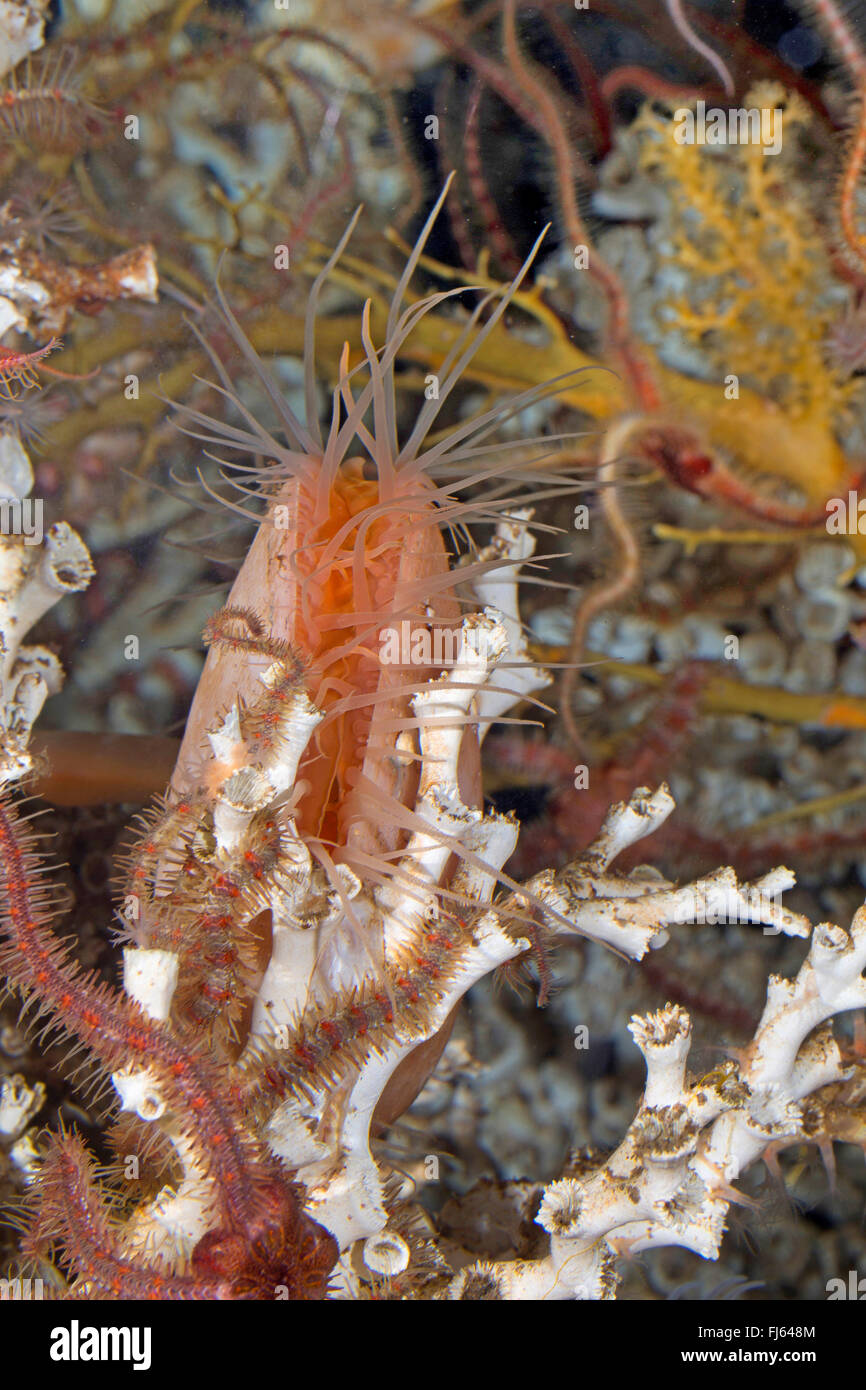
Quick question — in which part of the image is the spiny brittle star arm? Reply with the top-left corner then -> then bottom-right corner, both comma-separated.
797,0 -> 866,273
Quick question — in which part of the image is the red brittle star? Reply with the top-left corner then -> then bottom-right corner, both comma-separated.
0,337 -> 96,398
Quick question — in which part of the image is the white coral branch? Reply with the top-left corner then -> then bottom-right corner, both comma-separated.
515,785 -> 810,958
0,440 -> 93,785
455,902 -> 866,1298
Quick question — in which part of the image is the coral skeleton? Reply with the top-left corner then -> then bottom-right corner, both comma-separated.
0,189 -> 864,1302
0,429 -> 92,785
